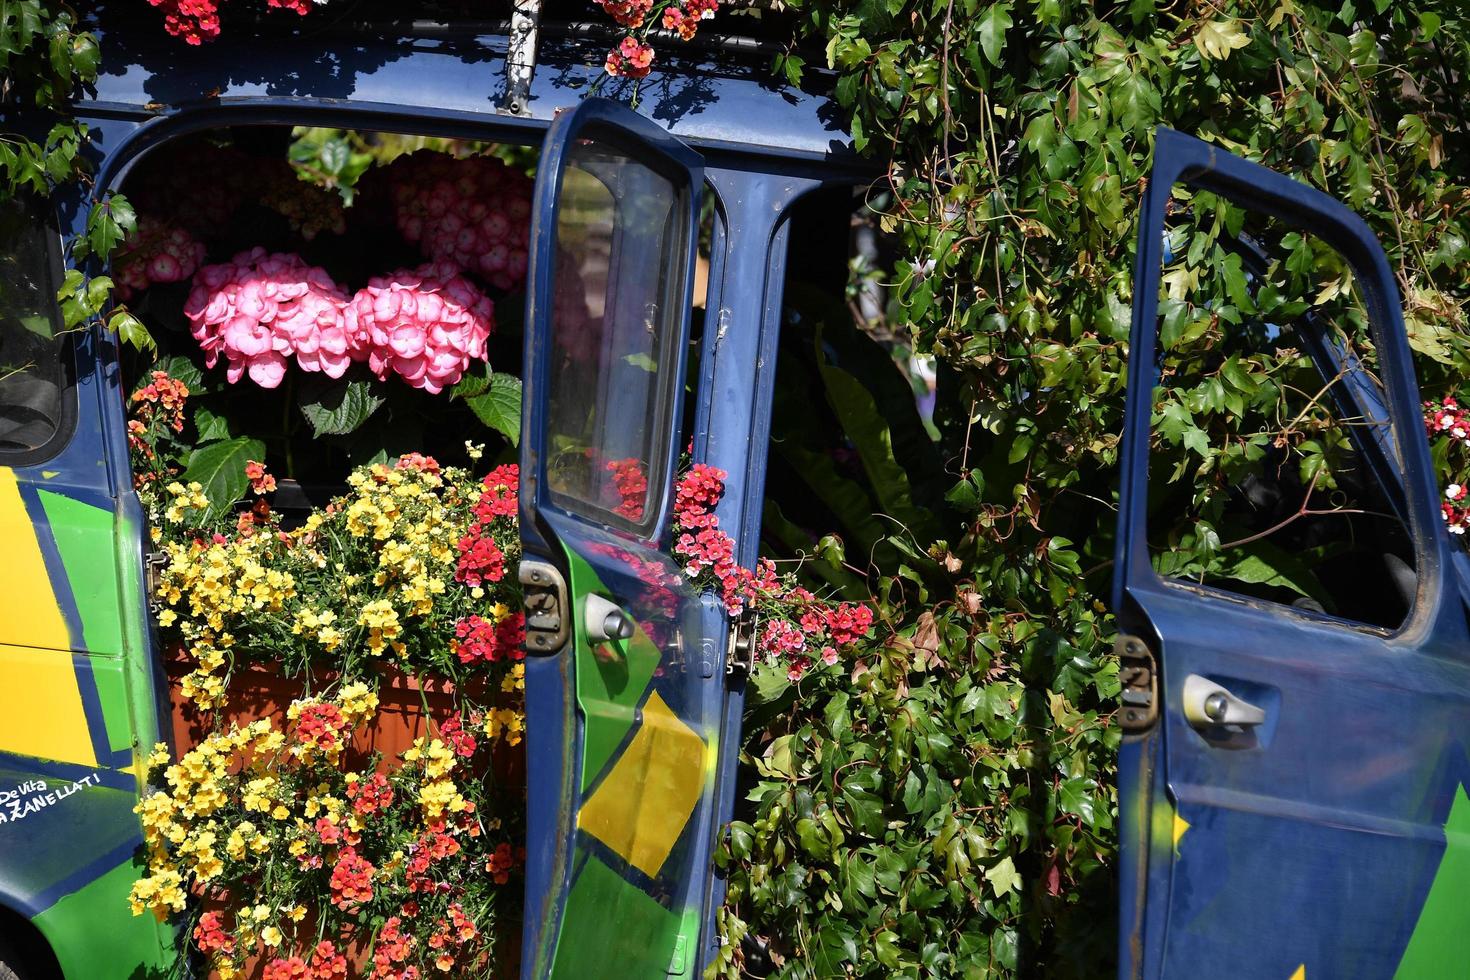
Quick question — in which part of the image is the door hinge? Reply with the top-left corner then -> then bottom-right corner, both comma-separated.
144,551 -> 167,615
519,559 -> 570,654
726,613 -> 758,677
1116,634 -> 1160,733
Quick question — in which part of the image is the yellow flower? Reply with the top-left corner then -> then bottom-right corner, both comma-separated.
261,926 -> 282,947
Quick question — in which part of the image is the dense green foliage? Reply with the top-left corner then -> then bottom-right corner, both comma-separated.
1,1 -> 142,346
710,2 -> 1470,977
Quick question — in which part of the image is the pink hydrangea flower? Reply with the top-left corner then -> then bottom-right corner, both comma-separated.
344,262 -> 495,394
383,153 -> 533,292
113,218 -> 206,300
183,248 -> 350,389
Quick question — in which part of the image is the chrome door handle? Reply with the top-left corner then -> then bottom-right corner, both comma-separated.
583,593 -> 635,643
1182,675 -> 1266,728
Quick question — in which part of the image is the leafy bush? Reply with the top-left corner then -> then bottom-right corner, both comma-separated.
713,2 -> 1470,977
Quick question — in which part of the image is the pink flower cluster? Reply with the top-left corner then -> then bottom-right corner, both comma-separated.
345,263 -> 495,394
672,464 -> 874,679
185,253 -> 495,392
384,153 -> 533,292
113,219 -> 206,300
1427,396 -> 1470,534
147,0 -> 314,44
146,0 -> 222,44
598,0 -> 719,77
605,37 -> 656,79
184,249 -> 350,389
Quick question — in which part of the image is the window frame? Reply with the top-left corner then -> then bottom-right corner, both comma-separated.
538,123 -> 698,542
0,196 -> 79,468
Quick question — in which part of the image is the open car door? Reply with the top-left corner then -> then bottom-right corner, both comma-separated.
1115,129 -> 1470,979
518,99 -> 717,980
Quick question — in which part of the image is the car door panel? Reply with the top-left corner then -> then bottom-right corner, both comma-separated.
519,98 -> 714,980
1115,128 -> 1470,980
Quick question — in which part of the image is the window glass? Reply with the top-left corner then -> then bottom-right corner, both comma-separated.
1147,187 -> 1414,630
544,130 -> 689,532
0,198 -> 66,454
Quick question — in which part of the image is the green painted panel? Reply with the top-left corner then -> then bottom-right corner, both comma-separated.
549,853 -> 682,980
564,549 -> 663,792
33,857 -> 177,979
36,489 -> 133,753
1394,784 -> 1470,977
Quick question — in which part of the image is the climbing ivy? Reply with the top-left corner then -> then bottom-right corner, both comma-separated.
1,2 -> 144,348
711,2 -> 1470,977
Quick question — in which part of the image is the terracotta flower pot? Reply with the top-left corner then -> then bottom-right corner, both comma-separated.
163,646 -> 525,784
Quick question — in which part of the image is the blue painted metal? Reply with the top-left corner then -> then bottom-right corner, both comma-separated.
519,96 -> 707,978
1114,128 -> 1470,979
691,166 -> 822,967
82,19 -> 857,171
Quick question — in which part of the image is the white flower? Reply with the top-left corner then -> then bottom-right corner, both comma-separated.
1448,485 -> 1463,501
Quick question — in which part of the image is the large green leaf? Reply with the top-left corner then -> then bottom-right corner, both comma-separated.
816,339 -> 942,543
298,378 -> 385,437
464,372 -> 522,445
183,437 -> 266,519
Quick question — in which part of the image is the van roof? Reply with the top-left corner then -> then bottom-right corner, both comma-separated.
82,15 -> 859,170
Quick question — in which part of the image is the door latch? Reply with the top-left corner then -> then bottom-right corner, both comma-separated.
144,551 -> 167,615
1117,634 -> 1160,733
519,559 -> 570,655
726,613 -> 758,676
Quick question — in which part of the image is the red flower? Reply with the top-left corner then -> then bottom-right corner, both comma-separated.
263,956 -> 309,980
309,941 -> 348,978
394,452 -> 441,475
245,459 -> 277,494
475,464 -> 520,520
294,702 -> 348,756
192,910 -> 234,955
329,847 -> 375,909
348,773 -> 395,816
605,457 -> 648,521
438,716 -> 478,758
455,532 -> 506,587
452,614 -> 499,664
486,841 -> 516,884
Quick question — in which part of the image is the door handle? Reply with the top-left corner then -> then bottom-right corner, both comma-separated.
584,593 -> 635,643
1182,675 -> 1266,728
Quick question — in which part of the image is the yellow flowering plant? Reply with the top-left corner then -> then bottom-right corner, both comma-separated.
145,449 -> 525,711
129,683 -> 526,979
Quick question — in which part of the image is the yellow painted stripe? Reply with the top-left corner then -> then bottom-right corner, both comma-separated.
578,690 -> 706,879
0,468 -> 72,650
0,469 -> 94,767
1172,812 -> 1190,853
1289,966 -> 1305,980
0,644 -> 97,766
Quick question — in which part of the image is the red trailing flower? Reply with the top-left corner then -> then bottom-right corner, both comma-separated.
347,772 -> 395,817
455,532 -> 506,587
329,847 -> 374,909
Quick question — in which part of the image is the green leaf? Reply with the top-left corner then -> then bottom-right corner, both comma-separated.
298,378 -> 385,437
1194,18 -> 1251,61
193,406 -> 232,444
463,372 -> 523,445
108,309 -> 154,353
984,854 -> 1021,895
183,437 -> 267,519
976,2 -> 1013,67
817,340 -> 941,542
